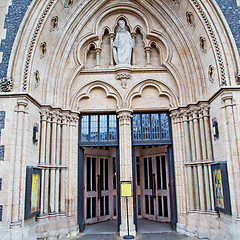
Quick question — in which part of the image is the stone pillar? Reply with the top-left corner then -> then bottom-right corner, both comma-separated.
60,113 -> 68,213
221,92 -> 240,216
50,111 -> 58,213
108,33 -> 115,67
144,46 -> 151,66
117,109 -> 136,237
202,105 -> 214,210
193,108 -> 205,211
131,32 -> 137,66
95,48 -> 101,68
202,106 -> 212,161
11,98 -> 28,226
199,109 -> 211,211
182,111 -> 194,210
55,115 -> 62,213
68,113 -> 79,217
189,112 -> 199,209
39,109 -> 48,215
44,112 -> 51,214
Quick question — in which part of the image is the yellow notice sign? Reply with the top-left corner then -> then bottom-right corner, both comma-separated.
121,181 -> 132,197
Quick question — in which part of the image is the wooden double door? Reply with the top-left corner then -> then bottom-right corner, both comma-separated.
84,147 -> 117,224
84,145 -> 170,224
135,145 -> 170,222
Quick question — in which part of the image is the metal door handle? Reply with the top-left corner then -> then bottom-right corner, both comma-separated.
97,174 -> 101,199
152,173 -> 156,198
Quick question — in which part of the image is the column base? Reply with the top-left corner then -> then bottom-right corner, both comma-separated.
119,223 -> 136,237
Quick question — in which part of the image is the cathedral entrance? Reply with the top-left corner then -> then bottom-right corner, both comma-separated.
135,145 -> 170,222
84,147 -> 118,224
132,112 -> 175,228
78,114 -> 120,230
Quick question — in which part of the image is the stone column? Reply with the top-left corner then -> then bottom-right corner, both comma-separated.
108,33 -> 115,67
117,109 -> 136,237
202,105 -> 214,210
68,112 -> 79,217
11,98 -> 28,226
131,32 -> 137,66
44,112 -> 51,214
39,109 -> 48,215
193,108 -> 205,211
50,111 -> 58,213
60,113 -> 68,213
189,111 -> 199,210
199,109 -> 211,211
95,47 -> 101,68
221,92 -> 240,216
182,111 -> 194,210
55,114 -> 62,213
144,46 -> 151,66
202,106 -> 212,161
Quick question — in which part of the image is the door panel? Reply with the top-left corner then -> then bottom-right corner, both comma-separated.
135,146 -> 170,222
84,148 -> 117,224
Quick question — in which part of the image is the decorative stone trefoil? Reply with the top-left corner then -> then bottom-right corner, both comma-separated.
0,77 -> 13,92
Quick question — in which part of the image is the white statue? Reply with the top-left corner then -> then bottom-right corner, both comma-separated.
113,20 -> 134,66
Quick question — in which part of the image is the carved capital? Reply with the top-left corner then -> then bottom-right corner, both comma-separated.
0,77 -> 13,92
40,108 -> 50,121
15,97 -> 29,114
117,109 -> 133,124
221,92 -> 233,107
108,33 -> 115,39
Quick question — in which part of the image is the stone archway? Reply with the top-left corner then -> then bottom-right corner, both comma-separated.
1,1 -> 240,239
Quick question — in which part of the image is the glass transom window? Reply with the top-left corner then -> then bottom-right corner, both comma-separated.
80,114 -> 118,146
132,113 -> 171,145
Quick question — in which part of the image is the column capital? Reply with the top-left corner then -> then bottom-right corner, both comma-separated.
15,97 -> 29,113
221,92 -> 233,107
117,109 -> 133,117
144,46 -> 151,52
40,108 -> 49,121
108,32 -> 115,39
69,112 -> 79,127
51,111 -> 60,123
95,47 -> 102,53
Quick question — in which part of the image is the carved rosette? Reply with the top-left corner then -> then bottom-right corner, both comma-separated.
0,77 -> 13,92
116,72 -> 131,89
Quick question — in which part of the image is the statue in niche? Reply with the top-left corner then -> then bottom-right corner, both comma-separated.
113,20 -> 134,66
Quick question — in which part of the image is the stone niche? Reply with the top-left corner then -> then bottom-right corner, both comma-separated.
80,12 -> 167,69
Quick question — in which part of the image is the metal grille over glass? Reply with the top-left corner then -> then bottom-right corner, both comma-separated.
132,113 -> 171,145
80,114 -> 118,146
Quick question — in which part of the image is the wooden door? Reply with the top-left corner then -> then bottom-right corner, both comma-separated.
84,147 -> 117,224
135,146 -> 170,222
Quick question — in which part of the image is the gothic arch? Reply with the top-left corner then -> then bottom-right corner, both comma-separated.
127,79 -> 179,110
70,81 -> 122,111
7,0 -> 239,108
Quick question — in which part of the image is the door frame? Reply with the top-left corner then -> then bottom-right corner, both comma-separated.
132,144 -> 177,230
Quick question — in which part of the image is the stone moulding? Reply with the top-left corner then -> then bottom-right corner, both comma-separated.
21,0 -> 228,92
190,0 -> 226,86
22,0 -> 55,92
0,77 -> 13,92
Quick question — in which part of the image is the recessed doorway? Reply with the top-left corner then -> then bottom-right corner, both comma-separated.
84,147 -> 118,224
134,145 -> 170,223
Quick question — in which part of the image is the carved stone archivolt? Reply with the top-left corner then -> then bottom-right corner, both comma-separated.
0,77 -> 13,92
